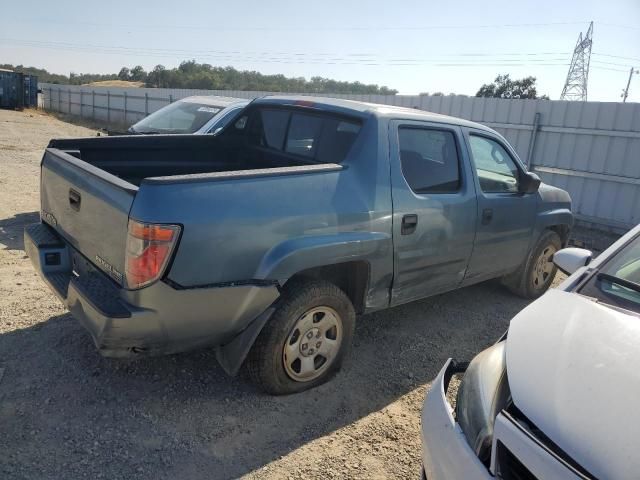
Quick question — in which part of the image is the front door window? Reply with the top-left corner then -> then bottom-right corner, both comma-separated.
468,135 -> 519,194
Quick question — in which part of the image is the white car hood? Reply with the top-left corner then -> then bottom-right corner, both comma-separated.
507,289 -> 640,480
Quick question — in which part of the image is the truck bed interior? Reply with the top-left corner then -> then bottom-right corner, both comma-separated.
48,134 -> 325,186
48,109 -> 359,187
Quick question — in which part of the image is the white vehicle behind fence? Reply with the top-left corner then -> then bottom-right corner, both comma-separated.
421,222 -> 640,479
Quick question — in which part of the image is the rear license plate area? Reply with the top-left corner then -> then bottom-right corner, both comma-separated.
71,249 -> 95,278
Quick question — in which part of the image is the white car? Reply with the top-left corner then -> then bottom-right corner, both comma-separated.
421,223 -> 640,479
128,96 -> 249,135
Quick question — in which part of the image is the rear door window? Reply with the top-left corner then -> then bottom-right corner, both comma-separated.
398,127 -> 461,193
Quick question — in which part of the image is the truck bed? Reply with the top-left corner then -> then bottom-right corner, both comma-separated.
49,134 -> 323,186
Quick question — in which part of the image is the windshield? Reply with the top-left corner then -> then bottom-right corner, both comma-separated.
131,100 -> 222,134
581,234 -> 640,312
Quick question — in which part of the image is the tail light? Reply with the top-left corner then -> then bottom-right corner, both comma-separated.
125,220 -> 181,289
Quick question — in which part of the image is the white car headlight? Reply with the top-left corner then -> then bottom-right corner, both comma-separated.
456,341 -> 511,462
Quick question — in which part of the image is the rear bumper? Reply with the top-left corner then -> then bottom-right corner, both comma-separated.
25,222 -> 279,358
421,360 -> 493,480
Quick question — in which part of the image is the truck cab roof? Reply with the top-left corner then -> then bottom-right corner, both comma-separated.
254,95 -> 496,134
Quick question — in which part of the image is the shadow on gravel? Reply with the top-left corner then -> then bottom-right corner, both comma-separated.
0,281 -> 530,479
0,211 -> 39,250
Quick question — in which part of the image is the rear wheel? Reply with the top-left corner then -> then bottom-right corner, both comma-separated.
246,279 -> 355,395
503,230 -> 561,299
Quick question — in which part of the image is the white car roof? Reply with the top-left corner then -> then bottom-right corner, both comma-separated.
179,96 -> 249,108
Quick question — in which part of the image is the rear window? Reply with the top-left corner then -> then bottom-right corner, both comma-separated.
286,113 -> 324,158
247,108 -> 361,163
260,109 -> 290,149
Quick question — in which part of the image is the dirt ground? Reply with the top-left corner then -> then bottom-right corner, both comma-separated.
0,108 -> 565,480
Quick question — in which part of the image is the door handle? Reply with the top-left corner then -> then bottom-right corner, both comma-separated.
481,208 -> 493,225
69,189 -> 81,211
401,214 -> 418,235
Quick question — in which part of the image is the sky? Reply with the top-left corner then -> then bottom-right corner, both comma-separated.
1,0 -> 639,102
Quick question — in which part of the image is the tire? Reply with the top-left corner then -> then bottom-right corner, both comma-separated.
245,279 -> 356,395
502,230 -> 562,299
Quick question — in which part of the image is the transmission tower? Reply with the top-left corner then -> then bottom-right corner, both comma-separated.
560,21 -> 593,101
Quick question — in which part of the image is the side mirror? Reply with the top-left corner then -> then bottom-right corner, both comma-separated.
553,248 -> 593,275
519,171 -> 541,194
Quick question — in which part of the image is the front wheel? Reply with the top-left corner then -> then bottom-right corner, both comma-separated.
503,230 -> 562,299
245,279 -> 355,395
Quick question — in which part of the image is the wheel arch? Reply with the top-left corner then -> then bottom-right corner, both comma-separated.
534,208 -> 573,249
283,261 -> 370,315
254,232 -> 389,314
546,224 -> 571,247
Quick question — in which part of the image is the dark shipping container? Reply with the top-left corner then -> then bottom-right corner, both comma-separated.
23,74 -> 38,107
0,70 -> 38,109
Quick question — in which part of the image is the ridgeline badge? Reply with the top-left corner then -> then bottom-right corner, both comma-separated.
94,255 -> 124,283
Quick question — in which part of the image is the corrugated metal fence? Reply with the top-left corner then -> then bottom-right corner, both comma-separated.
41,83 -> 640,233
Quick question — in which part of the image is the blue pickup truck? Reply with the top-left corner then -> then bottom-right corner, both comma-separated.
25,96 -> 572,394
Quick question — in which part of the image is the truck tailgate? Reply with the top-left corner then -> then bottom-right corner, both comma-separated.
40,147 -> 137,285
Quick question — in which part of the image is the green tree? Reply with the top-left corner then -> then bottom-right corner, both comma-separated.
130,65 -> 147,82
476,74 -> 545,99
117,67 -> 131,81
146,65 -> 168,87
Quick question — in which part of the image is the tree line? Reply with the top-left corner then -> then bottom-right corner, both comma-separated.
122,61 -> 398,94
1,64 -> 119,85
2,63 -> 548,98
1,61 -> 398,95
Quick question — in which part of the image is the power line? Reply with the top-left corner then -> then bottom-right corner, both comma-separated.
3,38 -> 573,59
12,17 -> 640,33
597,22 -> 640,31
592,53 -> 640,63
592,66 -> 631,73
3,37 -> 635,73
0,38 -> 572,61
2,39 -> 574,68
8,38 -> 636,67
9,18 -> 591,32
591,59 -> 636,67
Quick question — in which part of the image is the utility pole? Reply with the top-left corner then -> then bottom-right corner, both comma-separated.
622,67 -> 639,103
560,22 -> 593,101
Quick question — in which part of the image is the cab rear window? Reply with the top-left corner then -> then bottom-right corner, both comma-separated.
247,108 -> 361,163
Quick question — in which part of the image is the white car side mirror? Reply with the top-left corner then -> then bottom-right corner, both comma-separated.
553,248 -> 593,275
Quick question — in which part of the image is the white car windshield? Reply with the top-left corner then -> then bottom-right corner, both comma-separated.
581,234 -> 640,312
132,101 -> 222,134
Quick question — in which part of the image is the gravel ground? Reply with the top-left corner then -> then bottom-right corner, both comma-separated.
0,108 -> 564,480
